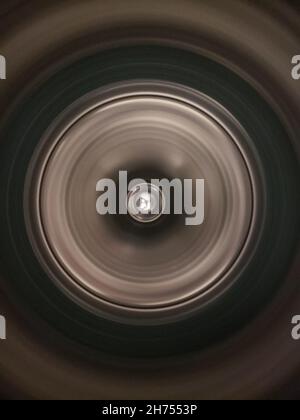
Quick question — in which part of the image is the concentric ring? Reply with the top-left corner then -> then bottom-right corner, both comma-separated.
25,81 -> 258,324
0,0 -> 299,398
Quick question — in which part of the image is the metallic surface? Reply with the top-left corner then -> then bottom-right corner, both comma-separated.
25,82 -> 255,323
0,0 -> 299,400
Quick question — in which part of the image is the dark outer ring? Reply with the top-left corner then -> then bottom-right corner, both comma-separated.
0,0 -> 299,399
0,45 -> 298,357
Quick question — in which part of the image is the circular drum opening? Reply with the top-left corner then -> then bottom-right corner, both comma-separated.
25,81 -> 257,324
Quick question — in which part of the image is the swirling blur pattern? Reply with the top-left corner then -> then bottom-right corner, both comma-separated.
0,0 -> 299,400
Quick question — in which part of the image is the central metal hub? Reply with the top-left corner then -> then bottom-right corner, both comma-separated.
127,182 -> 165,223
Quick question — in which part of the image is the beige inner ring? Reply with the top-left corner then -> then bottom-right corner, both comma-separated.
34,87 -> 253,313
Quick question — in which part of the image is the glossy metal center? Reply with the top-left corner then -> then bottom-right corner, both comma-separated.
127,182 -> 164,223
